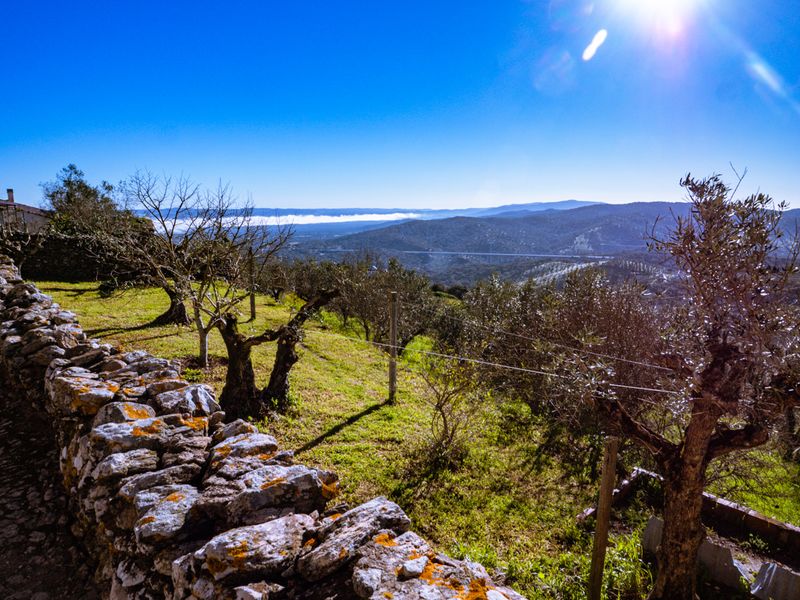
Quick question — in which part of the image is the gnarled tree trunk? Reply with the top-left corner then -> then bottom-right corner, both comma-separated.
261,325 -> 300,413
262,289 -> 340,413
152,286 -> 191,326
216,290 -> 339,420
649,409 -> 718,600
218,316 -> 262,420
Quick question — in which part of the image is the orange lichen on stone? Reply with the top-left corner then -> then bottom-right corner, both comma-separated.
228,540 -> 250,561
418,561 -> 464,593
260,476 -> 286,490
338,547 -> 349,559
383,593 -> 393,599
213,444 -> 233,461
456,579 -> 497,600
122,404 -> 152,420
408,550 -> 423,560
164,492 -> 185,503
106,382 -> 120,393
321,480 -> 339,499
180,416 -> 208,431
207,539 -> 251,576
327,513 -> 342,521
69,385 -> 96,410
132,419 -> 164,437
137,515 -> 156,525
303,538 -> 316,548
257,452 -> 275,461
419,561 -> 441,584
374,533 -> 398,547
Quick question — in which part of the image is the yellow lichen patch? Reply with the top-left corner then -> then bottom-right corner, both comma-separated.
408,550 -> 423,560
456,579 -> 497,600
205,542 -> 252,579
163,492 -> 185,503
132,419 -> 164,437
137,515 -> 156,525
417,561 -> 464,593
122,388 -> 138,396
213,444 -> 233,461
69,384 -> 97,410
180,416 -> 208,431
303,537 -> 317,548
260,476 -> 286,490
122,404 -> 152,420
338,547 -> 349,559
383,593 -> 393,599
106,382 -> 120,393
419,561 -> 441,584
227,539 -> 251,571
321,480 -> 339,499
374,533 -> 397,547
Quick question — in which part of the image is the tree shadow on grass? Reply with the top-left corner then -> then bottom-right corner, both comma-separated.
38,284 -> 99,297
83,323 -> 185,341
294,399 -> 392,455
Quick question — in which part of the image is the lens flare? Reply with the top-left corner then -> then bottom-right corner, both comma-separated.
582,29 -> 608,61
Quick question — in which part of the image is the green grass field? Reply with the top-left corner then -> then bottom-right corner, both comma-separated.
36,281 -> 800,599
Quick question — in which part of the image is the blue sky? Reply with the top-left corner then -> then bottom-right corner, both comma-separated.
1,1 -> 799,208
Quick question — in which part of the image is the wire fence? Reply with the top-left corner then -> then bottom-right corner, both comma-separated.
309,328 -> 682,397
408,299 -> 675,373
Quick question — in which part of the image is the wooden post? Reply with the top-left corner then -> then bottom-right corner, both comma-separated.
388,291 -> 398,403
588,436 -> 619,600
248,247 -> 256,321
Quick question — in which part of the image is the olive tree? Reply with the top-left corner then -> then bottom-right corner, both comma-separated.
604,175 -> 799,599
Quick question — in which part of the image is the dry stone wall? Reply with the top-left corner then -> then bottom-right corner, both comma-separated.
0,255 -> 525,600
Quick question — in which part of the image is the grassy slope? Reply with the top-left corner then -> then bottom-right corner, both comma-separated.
36,282 -> 800,599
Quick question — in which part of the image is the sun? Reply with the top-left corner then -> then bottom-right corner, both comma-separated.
616,0 -> 703,37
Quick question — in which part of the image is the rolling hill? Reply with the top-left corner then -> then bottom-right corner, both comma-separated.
315,202 -> 693,256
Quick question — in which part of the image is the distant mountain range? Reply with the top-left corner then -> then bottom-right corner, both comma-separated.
288,201 -> 800,285
273,200 -> 600,240
309,202 -> 690,256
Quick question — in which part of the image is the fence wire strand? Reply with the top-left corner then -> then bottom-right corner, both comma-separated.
410,300 -> 674,373
309,329 -> 682,396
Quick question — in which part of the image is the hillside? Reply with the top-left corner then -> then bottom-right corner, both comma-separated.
315,202 -> 690,256
30,279 -> 800,599
300,203 -> 800,286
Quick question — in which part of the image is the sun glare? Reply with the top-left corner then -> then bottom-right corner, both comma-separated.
617,0 -> 702,37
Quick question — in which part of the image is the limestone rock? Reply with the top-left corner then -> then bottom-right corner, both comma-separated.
134,484 -> 200,546
211,419 -> 258,445
90,414 -> 208,456
152,385 -> 219,416
120,464 -> 202,501
297,496 -> 411,582
350,530 -> 526,600
225,464 -> 334,526
92,449 -> 159,482
93,401 -> 157,427
196,513 -> 315,581
209,433 -> 279,471
146,379 -> 189,397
